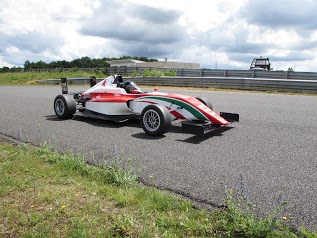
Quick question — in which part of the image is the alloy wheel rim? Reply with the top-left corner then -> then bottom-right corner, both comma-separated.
55,99 -> 65,115
143,109 -> 160,132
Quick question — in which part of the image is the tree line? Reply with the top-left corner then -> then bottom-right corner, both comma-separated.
0,56 -> 158,72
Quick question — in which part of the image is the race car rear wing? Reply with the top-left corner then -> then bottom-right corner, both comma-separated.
61,76 -> 97,94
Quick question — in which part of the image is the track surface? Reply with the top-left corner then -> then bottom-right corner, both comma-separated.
1,85 -> 317,230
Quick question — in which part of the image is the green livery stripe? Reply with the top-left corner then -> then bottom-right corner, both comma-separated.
143,96 -> 206,119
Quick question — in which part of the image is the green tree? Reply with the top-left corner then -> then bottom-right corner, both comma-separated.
0,66 -> 10,73
24,60 -> 31,70
33,60 -> 47,69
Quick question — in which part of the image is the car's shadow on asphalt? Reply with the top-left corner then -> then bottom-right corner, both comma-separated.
45,115 -> 63,121
73,116 -> 138,128
45,114 -> 139,128
130,121 -> 186,140
131,133 -> 166,140
131,122 -> 234,144
175,126 -> 233,144
45,115 -> 234,144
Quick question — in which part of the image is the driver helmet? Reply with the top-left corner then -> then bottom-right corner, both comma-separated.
123,81 -> 140,93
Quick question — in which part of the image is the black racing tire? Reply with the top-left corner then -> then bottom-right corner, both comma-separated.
196,97 -> 213,110
54,94 -> 77,119
141,104 -> 171,136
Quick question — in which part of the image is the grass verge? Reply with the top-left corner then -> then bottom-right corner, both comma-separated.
0,70 -> 105,85
0,143 -> 316,237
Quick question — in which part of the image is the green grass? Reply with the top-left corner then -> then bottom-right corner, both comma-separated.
131,68 -> 177,77
0,69 -> 177,86
0,69 -> 176,86
0,70 -> 106,86
1,143 -> 316,237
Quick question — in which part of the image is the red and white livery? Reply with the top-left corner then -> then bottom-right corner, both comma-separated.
54,75 -> 239,136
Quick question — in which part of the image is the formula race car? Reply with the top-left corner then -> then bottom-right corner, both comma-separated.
54,75 -> 239,136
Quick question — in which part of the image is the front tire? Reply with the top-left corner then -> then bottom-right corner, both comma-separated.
196,97 -> 213,110
54,94 -> 77,119
141,104 -> 171,136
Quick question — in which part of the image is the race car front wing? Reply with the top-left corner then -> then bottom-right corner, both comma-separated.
181,112 -> 239,136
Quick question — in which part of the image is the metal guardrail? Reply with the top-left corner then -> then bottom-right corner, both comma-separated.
131,77 -> 317,93
37,76 -> 317,94
26,66 -> 317,81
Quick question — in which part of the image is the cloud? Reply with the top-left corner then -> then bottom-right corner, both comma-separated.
0,29 -> 67,66
192,2 -> 317,71
111,40 -> 178,59
0,0 -> 317,72
130,5 -> 181,24
1,32 -> 63,54
0,0 -> 96,66
242,1 -> 317,31
80,1 -> 186,45
269,52 -> 314,62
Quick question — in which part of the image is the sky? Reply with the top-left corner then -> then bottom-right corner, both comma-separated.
1,0 -> 317,71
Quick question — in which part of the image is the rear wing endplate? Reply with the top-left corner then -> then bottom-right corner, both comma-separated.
61,78 -> 68,94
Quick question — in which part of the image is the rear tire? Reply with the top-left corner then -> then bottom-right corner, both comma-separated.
141,104 -> 171,136
196,97 -> 213,110
54,94 -> 76,119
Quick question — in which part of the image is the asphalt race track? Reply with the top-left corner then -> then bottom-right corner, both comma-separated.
1,85 -> 317,231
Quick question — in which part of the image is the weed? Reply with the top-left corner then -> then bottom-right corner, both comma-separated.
300,227 -> 317,238
142,68 -> 176,77
131,69 -> 140,77
130,68 -> 177,77
100,144 -> 138,187
106,160 -> 137,187
219,175 -> 294,237
111,214 -> 136,236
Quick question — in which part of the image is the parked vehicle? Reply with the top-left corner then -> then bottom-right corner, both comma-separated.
250,57 -> 271,71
